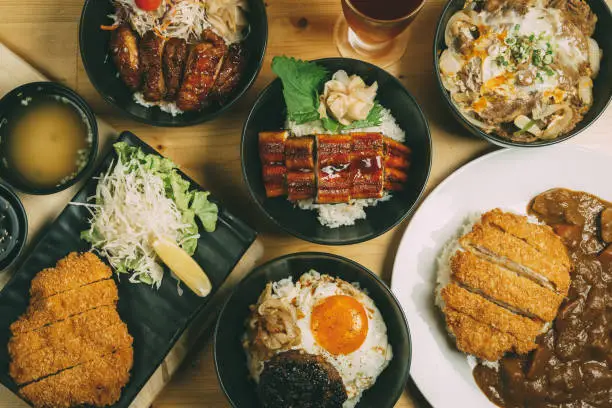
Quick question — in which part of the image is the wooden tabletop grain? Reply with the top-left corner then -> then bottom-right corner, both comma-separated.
0,0 -> 610,407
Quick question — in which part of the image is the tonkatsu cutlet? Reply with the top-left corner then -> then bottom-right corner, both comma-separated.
459,222 -> 570,293
29,252 -> 112,300
10,322 -> 132,385
9,306 -> 121,356
450,251 -> 564,321
19,347 -> 133,408
10,279 -> 118,334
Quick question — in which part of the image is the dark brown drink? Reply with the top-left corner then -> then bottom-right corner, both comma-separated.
349,0 -> 423,21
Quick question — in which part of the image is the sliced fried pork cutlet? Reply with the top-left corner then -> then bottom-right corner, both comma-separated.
444,310 -> 535,362
10,322 -> 132,385
8,306 -> 121,356
441,283 -> 543,340
481,209 -> 571,270
10,280 -> 118,334
20,347 -> 133,408
29,252 -> 112,300
459,222 -> 570,294
451,251 -> 564,321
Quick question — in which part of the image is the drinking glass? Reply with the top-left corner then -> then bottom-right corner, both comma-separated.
333,0 -> 426,67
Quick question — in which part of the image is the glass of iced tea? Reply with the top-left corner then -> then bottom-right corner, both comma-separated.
334,0 -> 426,67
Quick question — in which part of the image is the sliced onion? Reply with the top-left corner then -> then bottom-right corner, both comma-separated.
439,49 -> 464,75
514,115 -> 543,137
541,105 -> 574,140
578,76 -> 594,106
588,38 -> 601,78
532,104 -> 563,120
444,11 -> 475,49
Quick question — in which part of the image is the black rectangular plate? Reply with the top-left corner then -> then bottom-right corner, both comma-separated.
0,131 -> 257,407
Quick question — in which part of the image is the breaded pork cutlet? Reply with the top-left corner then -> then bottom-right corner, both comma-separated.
10,321 -> 132,385
20,347 -> 133,408
29,252 -> 112,300
10,279 -> 119,334
459,222 -> 570,293
8,306 -> 122,356
439,210 -> 571,362
450,251 -> 565,321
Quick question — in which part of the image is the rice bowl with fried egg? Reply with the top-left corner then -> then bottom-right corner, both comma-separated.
242,270 -> 393,408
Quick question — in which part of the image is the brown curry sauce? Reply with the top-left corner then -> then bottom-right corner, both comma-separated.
473,188 -> 612,407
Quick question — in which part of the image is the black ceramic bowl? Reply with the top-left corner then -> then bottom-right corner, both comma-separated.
79,0 -> 267,127
214,252 -> 411,408
242,58 -> 432,245
0,182 -> 27,270
0,82 -> 99,195
434,0 -> 612,147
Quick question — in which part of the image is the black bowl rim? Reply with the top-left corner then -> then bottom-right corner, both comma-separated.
0,181 -> 27,270
0,81 -> 100,195
78,0 -> 269,128
433,0 -> 612,148
213,251 -> 413,408
241,57 -> 433,245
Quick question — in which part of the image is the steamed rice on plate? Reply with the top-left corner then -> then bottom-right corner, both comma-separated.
258,57 -> 412,228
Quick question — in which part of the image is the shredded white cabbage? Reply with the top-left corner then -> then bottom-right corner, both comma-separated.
75,157 -> 196,288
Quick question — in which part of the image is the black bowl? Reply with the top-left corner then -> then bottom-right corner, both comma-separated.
434,0 -> 612,147
0,182 -> 27,270
241,58 -> 432,245
79,0 -> 268,127
214,252 -> 411,408
0,82 -> 99,195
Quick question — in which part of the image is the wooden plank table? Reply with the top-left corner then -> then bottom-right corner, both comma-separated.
0,0 -> 610,407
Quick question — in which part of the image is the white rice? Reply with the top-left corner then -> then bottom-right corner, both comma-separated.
287,107 -> 405,228
133,92 -> 185,117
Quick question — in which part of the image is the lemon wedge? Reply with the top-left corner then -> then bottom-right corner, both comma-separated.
151,236 -> 212,297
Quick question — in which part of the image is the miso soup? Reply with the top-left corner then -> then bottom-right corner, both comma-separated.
5,96 -> 92,189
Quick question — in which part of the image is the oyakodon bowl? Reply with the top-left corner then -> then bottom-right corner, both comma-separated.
433,0 -> 612,148
79,0 -> 267,127
241,57 -> 432,246
214,252 -> 412,408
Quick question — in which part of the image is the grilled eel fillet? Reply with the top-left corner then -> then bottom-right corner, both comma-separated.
20,348 -> 133,408
110,26 -> 141,91
177,29 -> 227,111
162,37 -> 188,100
140,31 -> 167,102
259,132 -> 412,202
440,210 -> 571,361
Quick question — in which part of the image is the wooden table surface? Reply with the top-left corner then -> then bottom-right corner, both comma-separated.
0,0 -> 610,407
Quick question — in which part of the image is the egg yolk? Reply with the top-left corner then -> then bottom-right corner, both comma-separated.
310,295 -> 368,355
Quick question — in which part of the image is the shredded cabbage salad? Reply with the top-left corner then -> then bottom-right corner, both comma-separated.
77,142 -> 218,288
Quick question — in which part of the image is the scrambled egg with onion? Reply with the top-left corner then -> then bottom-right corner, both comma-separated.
439,0 -> 601,142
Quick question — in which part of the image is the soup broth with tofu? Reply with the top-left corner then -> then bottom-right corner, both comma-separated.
5,97 -> 92,189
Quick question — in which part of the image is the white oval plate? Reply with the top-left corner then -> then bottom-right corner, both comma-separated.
391,144 -> 612,408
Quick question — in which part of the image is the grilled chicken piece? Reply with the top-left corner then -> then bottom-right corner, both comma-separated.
140,31 -> 167,102
316,135 -> 352,204
459,223 -> 571,294
262,164 -> 287,198
110,26 -> 141,91
177,29 -> 227,111
212,43 -> 246,102
351,133 -> 384,199
162,37 -> 188,101
451,251 -> 564,321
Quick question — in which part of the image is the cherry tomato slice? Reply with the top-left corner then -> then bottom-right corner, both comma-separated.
135,0 -> 162,11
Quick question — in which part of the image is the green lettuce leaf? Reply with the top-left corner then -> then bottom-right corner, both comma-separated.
272,56 -> 328,125
191,191 -> 218,233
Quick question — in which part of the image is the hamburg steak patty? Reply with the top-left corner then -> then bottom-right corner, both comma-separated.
258,350 -> 347,408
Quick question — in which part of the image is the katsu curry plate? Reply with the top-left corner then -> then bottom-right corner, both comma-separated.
79,0 -> 268,126
242,56 -> 431,245
0,131 -> 257,407
391,145 -> 612,407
